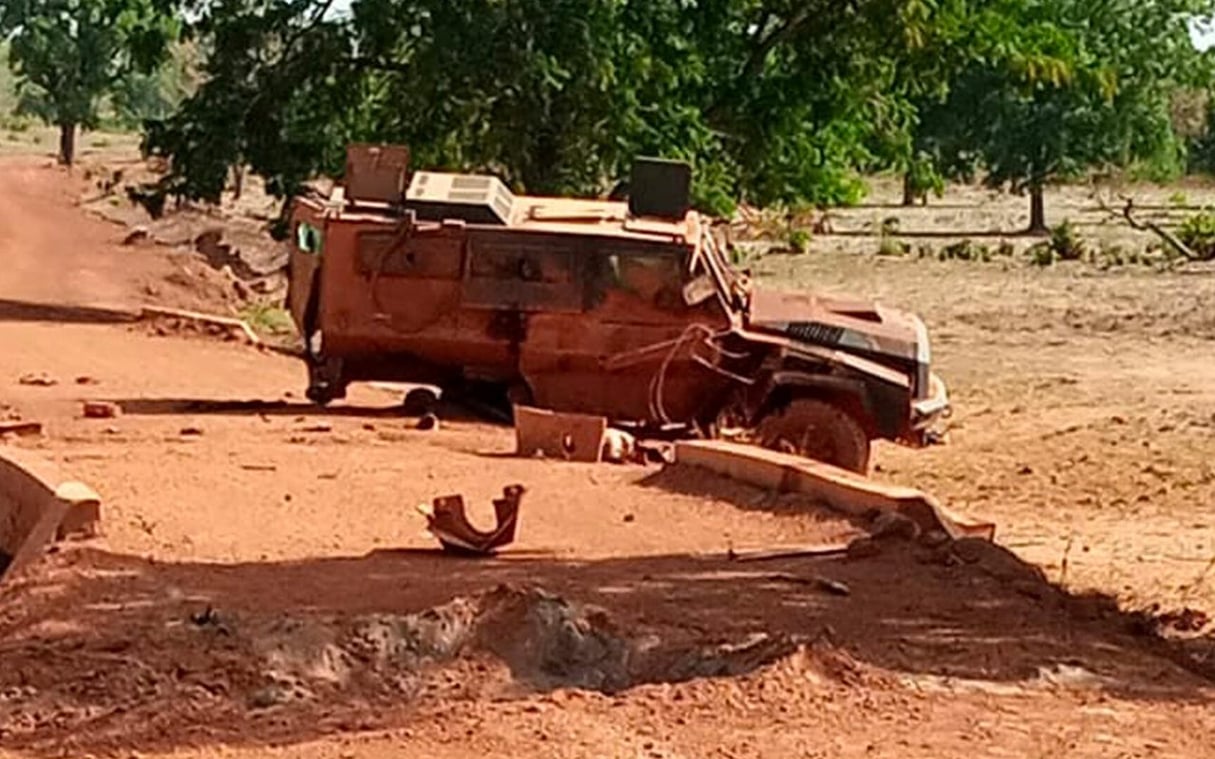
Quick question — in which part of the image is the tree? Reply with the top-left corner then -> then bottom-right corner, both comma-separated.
143,0 -> 979,215
0,0 -> 177,165
935,0 -> 1212,233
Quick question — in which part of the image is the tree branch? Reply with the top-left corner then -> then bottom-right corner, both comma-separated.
1095,192 -> 1197,261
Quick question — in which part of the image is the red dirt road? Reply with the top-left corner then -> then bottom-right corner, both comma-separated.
1,159 -> 1214,758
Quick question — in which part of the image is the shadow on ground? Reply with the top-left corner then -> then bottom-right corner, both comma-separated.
0,528 -> 1211,756
106,397 -> 495,424
0,298 -> 138,324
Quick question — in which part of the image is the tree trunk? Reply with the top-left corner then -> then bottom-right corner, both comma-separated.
232,165 -> 245,200
1028,183 -> 1047,234
57,123 -> 77,167
902,173 -> 916,207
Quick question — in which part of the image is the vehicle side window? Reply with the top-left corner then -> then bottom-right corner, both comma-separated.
606,252 -> 682,306
296,222 -> 322,254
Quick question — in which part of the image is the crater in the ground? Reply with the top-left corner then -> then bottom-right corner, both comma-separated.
252,584 -> 805,704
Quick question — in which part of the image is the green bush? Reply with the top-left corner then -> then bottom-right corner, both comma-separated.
786,228 -> 812,255
1048,219 -> 1087,261
939,239 -> 991,262
1028,242 -> 1056,267
1178,210 -> 1215,261
877,235 -> 910,257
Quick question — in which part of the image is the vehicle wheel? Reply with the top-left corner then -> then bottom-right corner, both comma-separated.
402,387 -> 440,416
306,357 -> 346,406
756,398 -> 871,474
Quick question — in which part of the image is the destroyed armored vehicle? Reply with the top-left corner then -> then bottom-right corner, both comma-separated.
285,145 -> 949,472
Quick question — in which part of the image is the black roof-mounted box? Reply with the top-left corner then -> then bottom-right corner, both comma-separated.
628,157 -> 692,221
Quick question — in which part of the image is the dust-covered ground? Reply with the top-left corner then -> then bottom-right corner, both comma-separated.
0,155 -> 1213,759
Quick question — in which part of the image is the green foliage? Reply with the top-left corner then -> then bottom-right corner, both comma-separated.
107,41 -> 199,130
130,0 -> 1215,222
239,302 -> 295,337
939,240 -> 991,262
877,236 -> 910,257
1048,219 -> 1087,261
1028,241 -> 1057,267
786,228 -> 812,255
142,0 -> 988,213
0,0 -> 178,162
1178,208 -> 1215,260
927,0 -> 1210,223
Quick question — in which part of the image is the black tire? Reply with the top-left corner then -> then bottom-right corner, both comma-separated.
756,398 -> 871,474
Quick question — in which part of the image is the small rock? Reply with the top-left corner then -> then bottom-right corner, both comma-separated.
815,577 -> 852,597
179,426 -> 204,437
623,513 -> 636,523
74,376 -> 98,385
248,684 -> 290,710
18,372 -> 57,387
82,401 -> 121,419
122,227 -> 149,245
1017,465 -> 1034,475
846,536 -> 882,560
417,413 -> 440,431
919,529 -> 951,549
869,510 -> 921,542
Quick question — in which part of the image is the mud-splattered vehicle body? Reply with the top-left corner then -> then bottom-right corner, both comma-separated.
286,145 -> 949,472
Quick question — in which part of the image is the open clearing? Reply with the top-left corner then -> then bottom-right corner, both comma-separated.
1,153 -> 1213,758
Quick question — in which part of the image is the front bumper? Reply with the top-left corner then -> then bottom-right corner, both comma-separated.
909,372 -> 950,442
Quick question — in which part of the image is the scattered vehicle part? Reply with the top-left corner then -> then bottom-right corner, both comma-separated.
418,484 -> 524,555
514,405 -> 608,463
675,439 -> 994,541
18,372 -> 57,387
417,412 -> 440,431
728,542 -> 851,563
601,427 -> 639,463
285,145 -> 950,473
82,401 -> 121,419
0,421 -> 43,438
764,572 -> 852,596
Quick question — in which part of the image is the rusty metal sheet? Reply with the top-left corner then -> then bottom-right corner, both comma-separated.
420,484 -> 524,555
514,405 -> 607,463
345,144 -> 411,205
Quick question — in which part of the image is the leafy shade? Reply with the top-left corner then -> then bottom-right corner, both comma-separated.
1,0 -> 178,164
144,0 -> 976,215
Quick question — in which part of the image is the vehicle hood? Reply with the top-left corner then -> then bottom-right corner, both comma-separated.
745,287 -> 925,363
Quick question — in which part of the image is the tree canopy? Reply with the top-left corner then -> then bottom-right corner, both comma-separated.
1,0 -> 178,164
928,0 -> 1213,230
4,0 -> 1212,223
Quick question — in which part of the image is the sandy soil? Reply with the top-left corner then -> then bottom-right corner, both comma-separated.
0,157 -> 1213,759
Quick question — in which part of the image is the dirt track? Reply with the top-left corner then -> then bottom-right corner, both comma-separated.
1,156 -> 1214,758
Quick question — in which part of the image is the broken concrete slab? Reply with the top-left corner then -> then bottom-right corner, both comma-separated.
0,447 -> 102,583
82,401 -> 122,419
675,440 -> 994,541
0,421 -> 43,438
